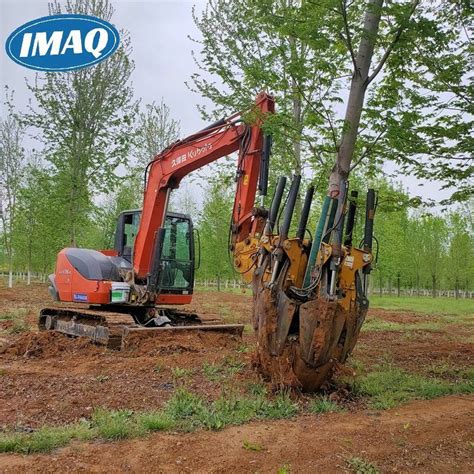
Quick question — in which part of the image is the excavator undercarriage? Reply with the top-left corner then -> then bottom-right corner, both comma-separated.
39,306 -> 243,350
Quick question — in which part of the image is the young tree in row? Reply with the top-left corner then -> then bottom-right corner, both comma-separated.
446,212 -> 473,297
24,0 -> 137,246
134,100 -> 181,168
419,215 -> 447,297
0,89 -> 25,287
197,180 -> 235,282
98,99 -> 182,249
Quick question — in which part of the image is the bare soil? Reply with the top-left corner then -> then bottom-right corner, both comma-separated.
0,282 -> 473,472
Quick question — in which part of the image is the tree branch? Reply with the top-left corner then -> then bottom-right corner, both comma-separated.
367,0 -> 420,85
340,0 -> 357,70
350,126 -> 386,171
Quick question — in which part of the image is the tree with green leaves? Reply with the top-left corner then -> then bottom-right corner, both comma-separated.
419,215 -> 448,297
23,0 -> 137,246
134,100 -> 181,168
0,89 -> 25,287
446,212 -> 473,297
191,0 -> 471,204
197,180 -> 235,282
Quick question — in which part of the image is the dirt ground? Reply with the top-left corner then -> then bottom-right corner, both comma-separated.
0,282 -> 473,472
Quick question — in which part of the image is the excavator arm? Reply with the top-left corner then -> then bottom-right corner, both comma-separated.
132,92 -> 274,296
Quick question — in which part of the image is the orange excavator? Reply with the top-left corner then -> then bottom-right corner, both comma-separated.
40,92 -> 274,348
40,92 -> 375,390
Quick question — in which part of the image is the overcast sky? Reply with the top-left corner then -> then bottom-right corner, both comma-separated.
0,0 -> 453,206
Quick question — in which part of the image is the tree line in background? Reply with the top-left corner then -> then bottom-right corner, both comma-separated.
0,0 -> 472,295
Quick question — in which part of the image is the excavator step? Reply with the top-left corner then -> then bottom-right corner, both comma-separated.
38,307 -> 244,350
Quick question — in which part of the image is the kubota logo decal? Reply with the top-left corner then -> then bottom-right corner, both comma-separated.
5,14 -> 120,71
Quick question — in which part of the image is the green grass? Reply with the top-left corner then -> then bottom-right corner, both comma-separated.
277,464 -> 291,474
309,396 -> 342,414
362,319 -> 443,332
0,388 -> 299,454
242,439 -> 264,451
202,362 -> 224,381
370,296 -> 473,317
354,365 -> 474,409
0,309 -> 28,321
136,411 -> 175,432
201,357 -> 246,382
91,408 -> 139,440
1,309 -> 29,334
171,367 -> 194,379
0,423 -> 93,454
347,457 -> 380,474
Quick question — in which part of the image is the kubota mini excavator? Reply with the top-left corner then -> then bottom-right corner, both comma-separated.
40,92 -> 275,348
41,92 -> 375,391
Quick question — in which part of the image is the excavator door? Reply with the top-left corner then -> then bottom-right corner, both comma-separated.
114,210 -> 196,302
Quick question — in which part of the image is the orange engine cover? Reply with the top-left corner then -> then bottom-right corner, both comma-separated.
55,249 -> 112,304
54,248 -> 192,306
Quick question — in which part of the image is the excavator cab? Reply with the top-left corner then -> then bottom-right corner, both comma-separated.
114,209 -> 195,296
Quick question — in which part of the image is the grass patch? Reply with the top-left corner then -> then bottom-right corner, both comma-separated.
362,319 -> 443,332
0,309 -> 28,321
354,365 -> 474,409
202,362 -> 224,381
236,343 -> 250,353
171,367 -> 194,379
91,408 -> 139,440
370,296 -> 473,317
0,423 -> 92,454
224,355 -> 246,375
0,388 -> 299,454
7,318 -> 29,334
347,457 -> 379,474
309,396 -> 342,414
242,439 -> 264,451
201,357 -> 246,382
462,367 -> 474,381
137,411 -> 175,431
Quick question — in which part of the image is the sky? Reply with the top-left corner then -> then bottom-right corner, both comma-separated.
0,0 -> 454,207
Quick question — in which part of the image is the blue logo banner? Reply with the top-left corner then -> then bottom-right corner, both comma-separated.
5,14 -> 120,72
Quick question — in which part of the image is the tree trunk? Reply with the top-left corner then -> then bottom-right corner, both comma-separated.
432,274 -> 437,298
27,236 -> 32,285
8,253 -> 13,288
328,0 -> 384,196
379,271 -> 383,297
289,35 -> 303,221
397,272 -> 401,297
